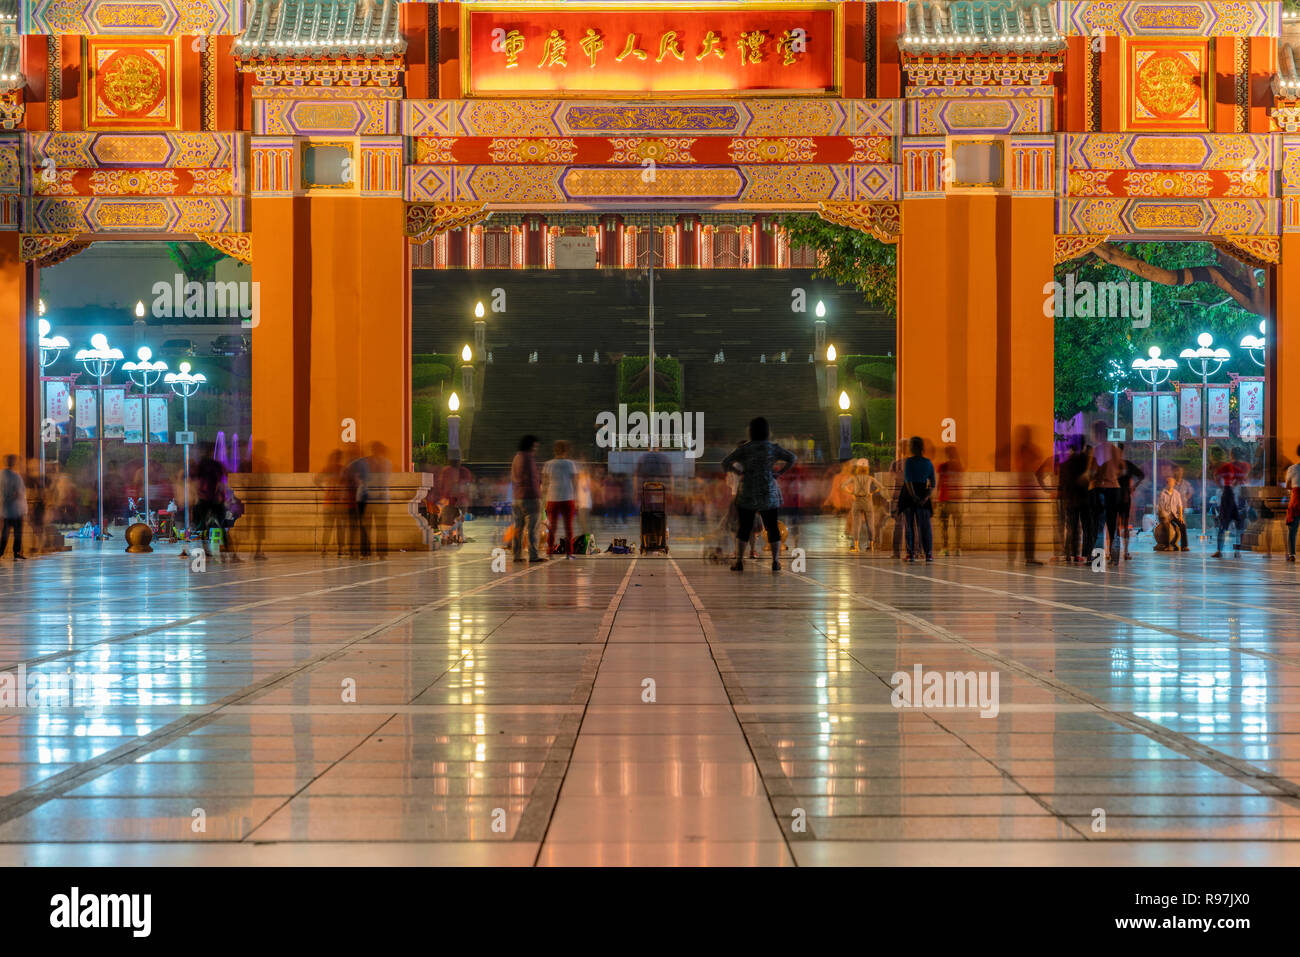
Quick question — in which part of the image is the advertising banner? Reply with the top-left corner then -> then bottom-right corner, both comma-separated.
1157,393 -> 1178,439
75,388 -> 96,440
1207,384 -> 1230,438
102,387 -> 125,440
148,396 -> 169,444
124,395 -> 143,444
1239,378 -> 1264,441
1179,384 -> 1201,437
1132,394 -> 1152,441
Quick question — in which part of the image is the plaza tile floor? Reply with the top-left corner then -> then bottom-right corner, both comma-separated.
2,517 -> 1299,866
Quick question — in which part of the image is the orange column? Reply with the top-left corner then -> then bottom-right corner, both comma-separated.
1276,236 -> 1300,465
251,195 -> 411,475
0,233 -> 34,460
899,195 -> 1054,470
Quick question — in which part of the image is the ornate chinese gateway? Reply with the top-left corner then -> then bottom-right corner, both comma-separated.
3,1 -> 1299,540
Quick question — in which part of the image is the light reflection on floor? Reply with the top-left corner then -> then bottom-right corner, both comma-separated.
1,515 -> 1299,866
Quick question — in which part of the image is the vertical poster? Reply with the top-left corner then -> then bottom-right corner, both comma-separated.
102,386 -> 125,440
1132,394 -> 1153,441
148,396 -> 169,444
1179,384 -> 1201,438
1207,385 -> 1230,438
124,395 -> 143,444
1239,378 -> 1264,441
75,388 -> 96,439
46,382 -> 70,436
1157,393 -> 1178,439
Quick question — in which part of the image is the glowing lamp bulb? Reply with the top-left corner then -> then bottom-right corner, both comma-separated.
474,301 -> 485,319
134,300 -> 145,318
1197,332 -> 1212,348
179,361 -> 191,374
461,344 -> 472,362
38,318 -> 49,337
815,301 -> 825,318
138,347 -> 152,362
838,391 -> 850,411
1148,346 -> 1161,359
448,392 -> 460,412
38,298 -> 45,316
91,333 -> 108,350
826,344 -> 837,362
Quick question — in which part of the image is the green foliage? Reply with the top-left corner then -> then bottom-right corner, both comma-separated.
620,402 -> 681,418
413,353 -> 459,371
865,398 -> 896,445
854,362 -> 896,394
412,395 -> 436,446
411,364 -> 452,392
851,442 -> 895,468
165,243 -> 228,283
1054,241 -> 1263,422
413,443 -> 448,471
781,214 -> 896,311
618,356 -> 681,405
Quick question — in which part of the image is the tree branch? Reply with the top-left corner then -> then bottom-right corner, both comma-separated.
1089,243 -> 1267,317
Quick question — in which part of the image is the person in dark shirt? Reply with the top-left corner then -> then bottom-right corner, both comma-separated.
1058,441 -> 1090,563
899,435 -> 936,562
1115,444 -> 1145,560
1212,447 -> 1250,558
510,434 -> 544,562
720,417 -> 796,572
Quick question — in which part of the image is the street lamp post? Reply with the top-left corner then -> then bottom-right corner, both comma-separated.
1241,320 -> 1265,369
75,333 -> 123,539
37,311 -> 69,487
460,344 -> 474,410
473,301 -> 486,355
837,391 -> 852,461
123,346 -> 168,526
1132,346 -> 1177,523
826,343 -> 838,409
814,300 -> 827,355
1106,359 -> 1127,431
1180,332 -> 1231,542
164,362 -> 206,538
447,392 -> 461,461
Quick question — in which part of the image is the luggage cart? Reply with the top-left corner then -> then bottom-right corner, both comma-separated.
639,481 -> 669,554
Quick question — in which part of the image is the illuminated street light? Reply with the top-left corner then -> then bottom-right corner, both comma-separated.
1180,333 -> 1230,542
75,333 -> 124,539
123,346 -> 168,526
1240,320 -> 1265,368
474,300 -> 486,353
813,299 -> 827,354
37,317 -> 70,486
447,391 -> 462,460
461,344 -> 475,410
825,343 -> 839,409
164,361 -> 206,537
837,390 -> 852,461
1132,346 -> 1177,521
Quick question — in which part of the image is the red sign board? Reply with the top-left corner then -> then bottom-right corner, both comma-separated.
461,2 -> 841,97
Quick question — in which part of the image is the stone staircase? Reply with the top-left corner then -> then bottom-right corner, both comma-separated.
468,362 -> 616,464
682,361 -> 828,464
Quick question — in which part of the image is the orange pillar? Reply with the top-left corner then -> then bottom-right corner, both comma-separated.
250,196 -> 410,475
0,234 -> 34,461
1276,236 -> 1300,466
898,195 -> 1055,470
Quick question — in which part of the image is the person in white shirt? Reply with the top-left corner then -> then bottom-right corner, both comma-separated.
542,440 -> 578,559
1285,445 -> 1300,561
1157,474 -> 1188,552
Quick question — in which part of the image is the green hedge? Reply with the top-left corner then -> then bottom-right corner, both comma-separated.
412,395 -> 436,447
837,353 -> 892,381
618,356 -> 681,405
850,442 -> 896,468
865,397 -> 896,445
413,442 -> 448,471
413,352 -> 459,370
854,362 -> 896,394
412,364 -> 452,392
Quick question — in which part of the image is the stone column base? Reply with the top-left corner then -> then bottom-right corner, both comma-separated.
227,472 -> 437,552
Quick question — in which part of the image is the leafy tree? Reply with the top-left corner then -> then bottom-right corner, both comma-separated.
780,214 -> 896,311
165,242 -> 227,283
1054,241 -> 1264,421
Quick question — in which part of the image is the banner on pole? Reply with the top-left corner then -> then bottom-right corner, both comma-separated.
102,387 -> 125,440
1157,393 -> 1178,439
124,395 -> 143,444
46,382 -> 70,435
1239,378 -> 1264,441
74,388 -> 96,439
148,396 -> 169,444
1207,384 -> 1230,438
1179,384 -> 1202,438
1132,394 -> 1152,441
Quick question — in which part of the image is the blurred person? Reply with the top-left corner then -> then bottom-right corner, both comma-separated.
194,443 -> 242,563
575,454 -> 593,539
365,442 -> 392,557
1014,425 -> 1050,566
1116,444 -> 1145,560
1086,421 -> 1121,564
24,459 -> 47,552
822,458 -> 855,539
316,449 -> 348,556
899,436 -> 935,562
840,458 -> 882,553
1212,447 -> 1250,558
543,440 -> 577,559
1058,439 -> 1090,563
888,440 -> 909,559
935,445 -> 964,556
511,434 -> 544,562
1,455 -> 27,560
1157,473 -> 1188,552
343,443 -> 370,558
720,417 -> 796,572
1286,444 -> 1300,562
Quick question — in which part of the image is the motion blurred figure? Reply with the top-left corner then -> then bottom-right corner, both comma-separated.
936,445 -> 964,556
543,440 -> 577,559
0,455 -> 27,560
511,434 -> 544,563
1013,425 -> 1050,566
840,458 -> 881,553
316,450 -> 348,556
1211,446 -> 1250,558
